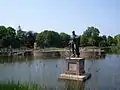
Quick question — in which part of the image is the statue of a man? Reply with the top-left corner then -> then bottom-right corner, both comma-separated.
69,31 -> 80,57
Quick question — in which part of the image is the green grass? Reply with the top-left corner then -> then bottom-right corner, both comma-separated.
0,82 -> 41,90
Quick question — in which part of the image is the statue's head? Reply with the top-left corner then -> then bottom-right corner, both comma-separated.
72,31 -> 75,35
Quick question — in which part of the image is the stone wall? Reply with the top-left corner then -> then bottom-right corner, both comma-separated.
33,49 -> 105,59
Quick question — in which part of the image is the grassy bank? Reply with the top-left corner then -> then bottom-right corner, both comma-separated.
0,82 -> 41,90
105,46 -> 120,54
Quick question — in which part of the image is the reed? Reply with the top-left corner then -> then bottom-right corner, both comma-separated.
0,81 -> 41,90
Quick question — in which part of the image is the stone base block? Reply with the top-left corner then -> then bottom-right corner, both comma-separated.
58,73 -> 91,81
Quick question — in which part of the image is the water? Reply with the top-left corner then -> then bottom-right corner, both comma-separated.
0,55 -> 120,90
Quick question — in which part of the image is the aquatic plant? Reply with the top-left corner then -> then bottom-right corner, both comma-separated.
0,81 -> 41,90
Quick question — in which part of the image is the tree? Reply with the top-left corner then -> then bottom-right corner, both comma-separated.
16,27 -> 27,47
36,30 -> 61,48
0,26 -> 7,48
60,32 -> 70,47
114,34 -> 120,46
6,27 -> 16,48
107,36 -> 114,46
99,35 -> 107,47
26,31 -> 37,48
0,26 -> 17,48
82,26 -> 100,46
80,35 -> 88,46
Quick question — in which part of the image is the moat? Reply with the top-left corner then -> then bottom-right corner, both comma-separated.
0,54 -> 120,89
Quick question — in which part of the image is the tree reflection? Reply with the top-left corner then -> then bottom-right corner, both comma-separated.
64,80 -> 84,90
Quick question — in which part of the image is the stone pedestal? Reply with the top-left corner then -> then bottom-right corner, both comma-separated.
59,57 -> 91,81
65,57 -> 85,75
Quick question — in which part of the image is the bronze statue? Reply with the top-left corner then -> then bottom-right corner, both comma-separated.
69,31 -> 80,57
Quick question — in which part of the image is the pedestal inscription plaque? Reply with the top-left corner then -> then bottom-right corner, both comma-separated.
69,63 -> 77,71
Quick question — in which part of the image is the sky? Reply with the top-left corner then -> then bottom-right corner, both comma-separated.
0,0 -> 119,36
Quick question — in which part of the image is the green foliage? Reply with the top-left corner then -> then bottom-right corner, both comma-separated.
81,26 -> 100,46
107,36 -> 114,46
7,27 -> 16,47
26,31 -> 37,48
83,27 -> 100,37
0,26 -> 16,48
0,82 -> 41,90
0,26 -> 8,48
0,26 -> 37,49
80,35 -> 88,46
106,46 -> 120,54
0,25 -> 119,51
17,29 -> 27,47
99,35 -> 108,47
36,30 -> 61,48
60,32 -> 70,47
114,34 -> 120,46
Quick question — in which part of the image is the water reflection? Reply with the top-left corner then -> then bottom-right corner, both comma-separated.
0,56 -> 34,63
85,54 -> 106,60
0,54 -> 120,89
65,81 -> 84,90
0,53 -> 106,63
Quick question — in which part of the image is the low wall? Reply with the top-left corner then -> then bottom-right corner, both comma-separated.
33,50 -> 105,59
34,50 -> 61,58
80,51 -> 105,59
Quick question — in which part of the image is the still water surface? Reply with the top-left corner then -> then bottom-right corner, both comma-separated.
0,55 -> 120,90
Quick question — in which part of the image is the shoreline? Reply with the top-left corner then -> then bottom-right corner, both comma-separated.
0,47 -> 107,59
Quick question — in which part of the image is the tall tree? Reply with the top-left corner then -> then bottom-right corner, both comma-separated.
26,31 -> 37,48
36,30 -> 61,48
80,35 -> 88,46
6,27 -> 16,47
114,34 -> 120,46
107,36 -> 114,46
82,26 -> 100,46
60,32 -> 70,47
0,26 -> 7,48
99,35 -> 107,47
16,26 -> 27,47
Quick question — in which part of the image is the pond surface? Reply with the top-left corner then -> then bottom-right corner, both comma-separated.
0,54 -> 120,90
